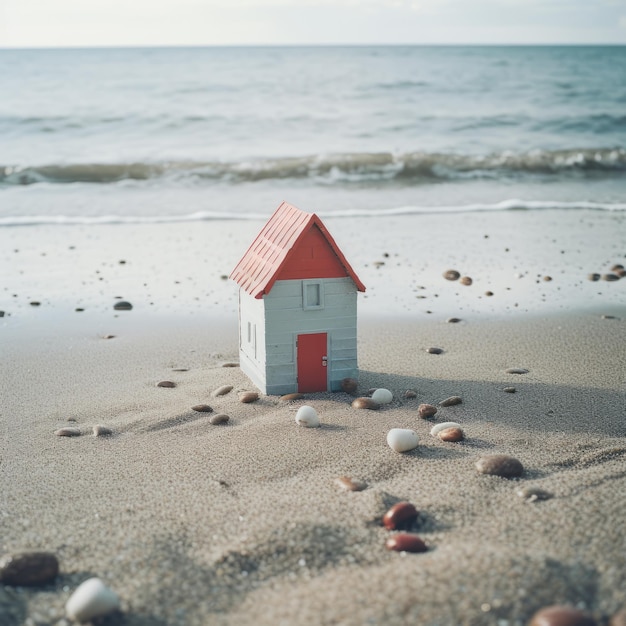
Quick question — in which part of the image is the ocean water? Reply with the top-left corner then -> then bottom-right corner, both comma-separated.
1,45 -> 626,224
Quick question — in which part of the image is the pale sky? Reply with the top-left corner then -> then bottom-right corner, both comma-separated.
1,0 -> 625,48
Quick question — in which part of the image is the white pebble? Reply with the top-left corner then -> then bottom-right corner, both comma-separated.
65,577 -> 120,623
430,422 -> 462,437
295,405 -> 320,428
371,388 -> 393,404
386,428 -> 419,452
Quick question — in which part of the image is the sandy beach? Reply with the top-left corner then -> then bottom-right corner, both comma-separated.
1,209 -> 625,625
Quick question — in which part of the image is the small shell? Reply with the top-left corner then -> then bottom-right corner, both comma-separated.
430,421 -> 462,437
387,428 -> 419,453
371,388 -> 393,405
295,405 -> 320,428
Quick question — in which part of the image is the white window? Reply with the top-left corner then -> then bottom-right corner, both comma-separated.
302,280 -> 324,310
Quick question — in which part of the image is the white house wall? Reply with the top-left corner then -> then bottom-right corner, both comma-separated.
238,290 -> 266,392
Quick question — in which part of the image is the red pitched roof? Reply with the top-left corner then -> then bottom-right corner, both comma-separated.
230,201 -> 366,299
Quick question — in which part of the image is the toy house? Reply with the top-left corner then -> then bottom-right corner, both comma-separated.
230,201 -> 366,395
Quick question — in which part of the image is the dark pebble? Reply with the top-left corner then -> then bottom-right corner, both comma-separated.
172,368 -> 189,372
102,334 -> 116,339
529,605 -> 597,626
341,378 -> 358,394
484,290 -> 494,296
418,403 -> 437,419
459,276 -> 473,286
447,317 -> 462,323
438,427 -> 464,442
427,347 -> 443,354
443,269 -> 460,281
351,397 -> 379,410
222,362 -> 239,368
587,273 -> 601,281
439,396 -> 462,407
239,391 -> 259,403
616,268 -> 626,278
404,390 -> 417,399
30,301 -> 41,306
0,551 -> 59,586
385,533 -> 427,553
611,264 -> 625,272
113,301 -> 133,310
0,311 -> 4,317
602,273 -> 620,281
382,502 -> 418,530
192,404 -> 213,412
476,454 -> 524,478
210,414 -> 230,425
75,308 -> 84,312
505,368 -> 529,374
157,380 -> 176,388
503,387 -> 517,393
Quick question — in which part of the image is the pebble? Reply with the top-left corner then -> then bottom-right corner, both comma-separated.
280,392 -> 304,402
427,347 -> 443,354
438,427 -> 464,442
439,396 -> 462,407
403,390 -> 417,399
371,388 -> 393,404
505,367 -> 529,374
113,301 -> 132,310
55,427 -> 81,437
351,397 -> 380,410
503,387 -> 517,393
387,428 -> 419,453
65,577 -> 120,623
191,404 -> 213,412
0,551 -> 59,586
295,405 -> 320,427
447,317 -> 462,323
528,605 -> 597,626
209,414 -> 230,425
30,301 -> 41,306
382,502 -> 418,530
335,476 -> 367,492
430,421 -> 462,437
484,290 -> 494,296
459,276 -> 473,286
385,533 -> 427,553
543,275 -> 553,282
212,385 -> 233,397
443,269 -> 460,281
221,362 -> 239,368
602,273 -> 620,281
92,425 -> 113,437
172,368 -> 189,372
475,454 -> 524,478
239,391 -> 259,403
516,486 -> 553,502
102,334 -> 116,339
418,403 -> 437,419
341,378 -> 358,394
157,380 -> 176,388
587,273 -> 601,281
612,263 -> 625,272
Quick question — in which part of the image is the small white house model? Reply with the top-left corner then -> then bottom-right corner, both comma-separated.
230,202 -> 366,395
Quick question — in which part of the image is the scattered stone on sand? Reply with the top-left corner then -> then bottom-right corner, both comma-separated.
0,551 -> 59,586
221,362 -> 239,368
92,425 -> 113,437
385,533 -> 428,553
427,347 -> 443,354
387,428 -> 419,453
430,421 -> 462,437
612,263 -> 625,272
476,454 -> 524,478
403,390 -> 417,399
75,307 -> 84,312
543,275 -> 553,282
102,334 -> 116,340
447,317 -> 462,323
0,311 -> 4,317
438,427 -> 464,442
601,314 -> 618,320
192,404 -> 213,413
418,403 -> 437,419
67,417 -> 77,422
335,476 -> 367,492
55,427 -> 81,437
602,273 -> 620,281
516,486 -> 553,502
239,391 -> 259,403
295,405 -> 320,428
341,378 -> 358,394
443,269 -> 460,281
505,367 -> 529,374
382,502 -> 418,530
209,414 -> 230,425
528,605 -> 597,626
615,268 -> 626,278
351,397 -> 380,410
212,384 -> 233,397
157,380 -> 176,388
587,273 -> 601,281
459,276 -> 473,286
503,387 -> 517,393
371,388 -> 393,404
280,392 -> 304,402
439,396 -> 462,407
610,608 -> 626,626
172,368 -> 188,372
65,577 -> 120,623
29,301 -> 41,306
113,301 -> 132,311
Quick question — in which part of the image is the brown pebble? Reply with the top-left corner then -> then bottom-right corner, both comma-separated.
172,368 -> 189,372
543,275 -> 552,282
92,425 -> 113,437
587,273 -> 601,281
505,367 -> 528,374
610,608 -> 626,626
0,551 -> 59,586
459,276 -> 473,286
102,334 -> 116,339
341,378 -> 358,394
157,380 -> 176,388
484,290 -> 494,296
335,476 -> 367,492
55,427 -> 81,437
212,385 -> 233,397
616,268 -> 626,278
443,269 -> 460,281
439,396 -> 462,407
385,533 -> 427,553
239,391 -> 259,403
427,347 -> 443,354
29,301 -> 41,306
280,392 -> 304,402
529,605 -> 597,626
602,273 -> 620,281
418,403 -> 437,419
404,390 -> 417,399
209,414 -> 230,425
438,427 -> 464,442
476,454 -> 524,478
113,301 -> 133,310
447,317 -> 462,323
351,397 -> 379,410
612,264 -> 625,272
221,362 -> 239,368
192,404 -> 213,412
503,387 -> 517,393
382,502 -> 418,530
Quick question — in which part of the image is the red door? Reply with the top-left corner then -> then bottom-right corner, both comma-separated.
297,333 -> 328,392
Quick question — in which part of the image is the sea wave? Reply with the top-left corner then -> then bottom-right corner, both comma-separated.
1,200 -> 624,227
1,148 -> 625,187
